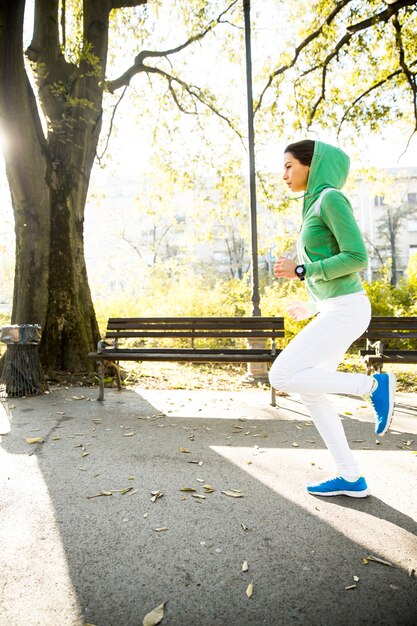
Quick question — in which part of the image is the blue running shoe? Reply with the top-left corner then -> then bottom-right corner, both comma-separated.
367,372 -> 396,436
307,476 -> 369,498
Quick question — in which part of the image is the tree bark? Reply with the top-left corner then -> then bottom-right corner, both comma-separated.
0,0 -> 116,372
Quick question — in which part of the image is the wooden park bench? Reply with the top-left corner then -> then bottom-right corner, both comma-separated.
359,316 -> 417,373
88,316 -> 285,405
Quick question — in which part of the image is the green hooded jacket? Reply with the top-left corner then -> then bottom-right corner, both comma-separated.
299,141 -> 368,302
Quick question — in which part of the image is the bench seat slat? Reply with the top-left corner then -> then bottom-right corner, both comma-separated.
104,331 -> 283,339
89,351 -> 277,362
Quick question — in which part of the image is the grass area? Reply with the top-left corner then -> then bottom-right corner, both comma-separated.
113,357 -> 417,394
118,361 -> 267,391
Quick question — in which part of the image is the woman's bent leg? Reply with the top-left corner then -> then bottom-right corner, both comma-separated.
269,294 -> 372,480
269,294 -> 372,396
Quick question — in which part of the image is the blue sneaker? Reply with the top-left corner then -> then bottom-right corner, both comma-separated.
367,373 -> 396,435
307,476 -> 369,498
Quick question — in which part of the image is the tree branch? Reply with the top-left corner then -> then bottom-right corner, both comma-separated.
257,0 -> 417,123
107,0 -> 239,92
303,0 -> 417,126
336,67 -> 404,137
393,13 -> 417,132
106,1 -> 242,139
112,0 -> 147,8
96,85 -> 128,164
255,0 -> 354,114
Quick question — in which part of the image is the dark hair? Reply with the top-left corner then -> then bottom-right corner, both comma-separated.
284,140 -> 315,166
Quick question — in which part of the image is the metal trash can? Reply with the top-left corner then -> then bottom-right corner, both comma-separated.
0,324 -> 48,398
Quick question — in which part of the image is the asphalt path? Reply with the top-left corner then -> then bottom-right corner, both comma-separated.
1,386 -> 417,626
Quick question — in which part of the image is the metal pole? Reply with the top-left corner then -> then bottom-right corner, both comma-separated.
243,0 -> 261,317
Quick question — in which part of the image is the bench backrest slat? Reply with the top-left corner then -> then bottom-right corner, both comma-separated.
105,330 -> 283,339
105,316 -> 284,339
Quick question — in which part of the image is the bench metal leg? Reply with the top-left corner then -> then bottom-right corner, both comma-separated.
114,362 -> 123,392
270,385 -> 276,407
97,361 -> 105,401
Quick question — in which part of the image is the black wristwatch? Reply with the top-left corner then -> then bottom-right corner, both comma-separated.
295,264 -> 306,281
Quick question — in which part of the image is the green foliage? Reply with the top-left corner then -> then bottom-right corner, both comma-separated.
363,254 -> 417,316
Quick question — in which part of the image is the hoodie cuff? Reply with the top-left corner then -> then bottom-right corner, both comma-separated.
305,260 -> 325,281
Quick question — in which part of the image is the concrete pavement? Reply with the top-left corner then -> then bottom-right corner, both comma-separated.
1,385 -> 417,626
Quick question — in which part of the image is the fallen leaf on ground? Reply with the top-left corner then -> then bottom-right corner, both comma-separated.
72,395 -> 85,400
179,447 -> 191,453
153,527 -> 169,532
246,581 -> 254,598
221,490 -> 245,498
179,487 -> 197,492
25,437 -> 44,444
242,561 -> 249,572
143,602 -> 166,626
123,432 -> 136,437
151,490 -> 164,502
366,555 -> 394,567
87,491 -> 113,499
345,584 -> 357,590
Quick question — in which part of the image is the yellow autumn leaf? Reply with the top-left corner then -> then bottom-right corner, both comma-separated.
179,447 -> 191,453
153,527 -> 169,532
366,555 -> 394,567
87,491 -> 113,499
203,485 -> 215,493
25,437 -> 44,444
221,490 -> 245,498
179,487 -> 197,492
143,602 -> 166,626
246,581 -> 254,598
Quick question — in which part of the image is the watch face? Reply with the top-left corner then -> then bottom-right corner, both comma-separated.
296,266 -> 304,275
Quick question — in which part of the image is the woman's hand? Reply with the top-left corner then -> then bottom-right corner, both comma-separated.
286,300 -> 315,321
274,257 -> 297,279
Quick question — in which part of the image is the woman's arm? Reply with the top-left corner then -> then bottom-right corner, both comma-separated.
304,191 -> 367,281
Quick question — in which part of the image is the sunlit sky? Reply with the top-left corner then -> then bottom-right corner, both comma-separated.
1,0 -> 417,196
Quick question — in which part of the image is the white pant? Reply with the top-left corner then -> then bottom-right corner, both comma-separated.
269,292 -> 373,479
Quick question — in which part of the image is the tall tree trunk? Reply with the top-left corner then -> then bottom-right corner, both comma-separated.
0,0 -> 104,372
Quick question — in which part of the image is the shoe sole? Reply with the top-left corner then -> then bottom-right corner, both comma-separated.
375,372 -> 396,436
307,489 -> 370,498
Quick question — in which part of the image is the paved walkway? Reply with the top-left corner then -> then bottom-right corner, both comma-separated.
1,386 -> 416,626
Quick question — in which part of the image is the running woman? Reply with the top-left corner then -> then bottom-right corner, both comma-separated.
269,139 -> 396,498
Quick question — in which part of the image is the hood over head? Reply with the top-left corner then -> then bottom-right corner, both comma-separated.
304,141 -> 350,212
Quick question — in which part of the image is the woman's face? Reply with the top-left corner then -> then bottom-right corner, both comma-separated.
283,152 -> 310,193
